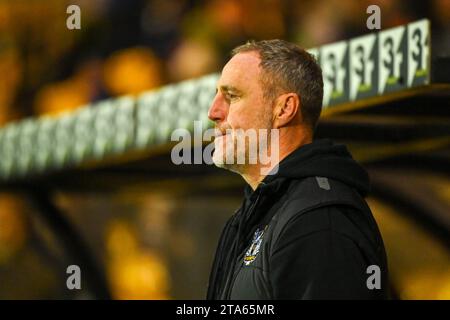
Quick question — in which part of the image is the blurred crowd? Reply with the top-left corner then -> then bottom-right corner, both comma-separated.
1,0 -> 450,300
0,0 -> 449,126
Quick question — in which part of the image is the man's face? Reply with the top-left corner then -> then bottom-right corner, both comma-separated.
208,51 -> 274,171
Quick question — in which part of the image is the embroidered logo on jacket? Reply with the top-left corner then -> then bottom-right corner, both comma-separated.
243,226 -> 267,266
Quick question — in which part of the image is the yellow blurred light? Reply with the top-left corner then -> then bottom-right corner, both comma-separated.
103,47 -> 162,96
437,273 -> 450,299
105,219 -> 171,299
0,195 -> 27,264
368,198 -> 450,300
168,39 -> 219,81
109,251 -> 170,300
34,79 -> 90,115
106,219 -> 139,258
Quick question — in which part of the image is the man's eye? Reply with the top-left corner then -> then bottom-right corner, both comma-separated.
227,93 -> 238,100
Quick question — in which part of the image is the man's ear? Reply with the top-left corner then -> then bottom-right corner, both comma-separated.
273,93 -> 301,128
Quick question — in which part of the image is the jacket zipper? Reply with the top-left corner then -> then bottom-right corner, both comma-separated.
223,189 -> 263,299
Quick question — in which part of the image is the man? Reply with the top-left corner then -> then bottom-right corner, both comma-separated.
206,39 -> 389,300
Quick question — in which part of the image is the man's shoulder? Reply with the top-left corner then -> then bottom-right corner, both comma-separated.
271,177 -> 369,228
267,177 -> 379,250
273,202 -> 364,243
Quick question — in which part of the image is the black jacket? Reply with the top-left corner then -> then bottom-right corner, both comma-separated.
206,139 -> 389,299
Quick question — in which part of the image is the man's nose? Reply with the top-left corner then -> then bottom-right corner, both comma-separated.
208,93 -> 227,122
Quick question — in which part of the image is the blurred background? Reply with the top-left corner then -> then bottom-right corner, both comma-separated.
0,0 -> 449,299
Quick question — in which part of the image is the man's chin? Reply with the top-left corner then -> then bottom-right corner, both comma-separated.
212,150 -> 245,175
212,149 -> 226,168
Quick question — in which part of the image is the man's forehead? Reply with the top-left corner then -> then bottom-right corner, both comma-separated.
218,51 -> 261,88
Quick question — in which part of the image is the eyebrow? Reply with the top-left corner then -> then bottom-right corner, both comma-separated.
217,85 -> 242,94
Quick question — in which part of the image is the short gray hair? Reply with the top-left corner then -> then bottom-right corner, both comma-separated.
231,39 -> 323,131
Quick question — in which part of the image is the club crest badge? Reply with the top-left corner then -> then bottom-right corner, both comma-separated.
243,226 -> 267,266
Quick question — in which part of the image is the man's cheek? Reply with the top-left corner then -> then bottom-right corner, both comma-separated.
227,108 -> 243,127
